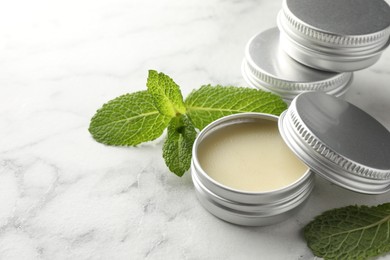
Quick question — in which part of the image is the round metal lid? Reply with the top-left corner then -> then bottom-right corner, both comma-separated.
279,92 -> 390,194
280,0 -> 390,47
242,27 -> 352,101
286,0 -> 390,36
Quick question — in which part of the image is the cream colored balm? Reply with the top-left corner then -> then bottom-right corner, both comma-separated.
197,120 -> 307,192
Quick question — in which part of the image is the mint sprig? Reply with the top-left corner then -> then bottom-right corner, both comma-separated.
304,203 -> 390,260
89,70 -> 287,176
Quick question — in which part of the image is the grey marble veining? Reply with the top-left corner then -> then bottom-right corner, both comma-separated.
1,0 -> 390,259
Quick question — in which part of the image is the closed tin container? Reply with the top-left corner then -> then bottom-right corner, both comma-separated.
277,0 -> 390,72
242,28 -> 353,103
191,92 -> 390,226
279,92 -> 390,194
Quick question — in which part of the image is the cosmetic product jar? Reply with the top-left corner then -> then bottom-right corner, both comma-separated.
191,113 -> 314,226
280,92 -> 390,194
277,0 -> 390,72
242,27 -> 353,103
191,92 -> 390,226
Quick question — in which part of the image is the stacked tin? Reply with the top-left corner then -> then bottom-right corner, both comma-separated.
192,0 -> 390,226
242,0 -> 390,103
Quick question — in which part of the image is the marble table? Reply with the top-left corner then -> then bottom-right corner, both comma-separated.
1,0 -> 390,259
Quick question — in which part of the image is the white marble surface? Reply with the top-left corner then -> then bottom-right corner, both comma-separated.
1,0 -> 390,259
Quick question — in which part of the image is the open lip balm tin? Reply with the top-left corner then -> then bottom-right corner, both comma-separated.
242,27 -> 353,104
277,0 -> 390,72
191,92 -> 390,226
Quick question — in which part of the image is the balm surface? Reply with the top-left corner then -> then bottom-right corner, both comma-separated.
197,120 -> 307,192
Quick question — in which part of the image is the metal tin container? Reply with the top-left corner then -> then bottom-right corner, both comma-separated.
192,93 -> 390,226
277,0 -> 390,72
242,28 -> 353,103
191,113 -> 314,226
279,92 -> 390,194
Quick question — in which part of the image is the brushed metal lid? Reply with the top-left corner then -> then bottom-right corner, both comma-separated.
242,27 -> 352,102
277,0 -> 390,71
284,0 -> 390,37
279,92 -> 390,194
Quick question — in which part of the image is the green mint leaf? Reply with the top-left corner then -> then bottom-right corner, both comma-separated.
89,91 -> 171,146
163,114 -> 197,177
304,203 -> 390,260
184,85 -> 287,130
146,70 -> 186,117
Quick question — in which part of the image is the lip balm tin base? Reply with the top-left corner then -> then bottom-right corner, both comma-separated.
191,113 -> 314,226
192,169 -> 313,226
191,92 -> 390,226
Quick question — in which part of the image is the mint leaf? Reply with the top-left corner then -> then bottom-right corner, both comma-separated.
185,85 -> 287,130
163,115 -> 197,177
304,203 -> 390,260
89,91 -> 171,146
146,70 -> 186,117
89,72 -> 289,177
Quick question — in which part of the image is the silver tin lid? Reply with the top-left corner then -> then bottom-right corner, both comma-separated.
277,0 -> 390,72
242,27 -> 353,103
279,92 -> 390,194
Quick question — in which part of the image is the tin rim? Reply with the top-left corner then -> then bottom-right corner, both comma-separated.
241,59 -> 352,103
192,167 -> 314,212
242,28 -> 354,93
277,7 -> 390,71
193,179 -> 311,226
191,112 -> 313,203
279,0 -> 390,49
278,92 -> 390,194
278,24 -> 390,72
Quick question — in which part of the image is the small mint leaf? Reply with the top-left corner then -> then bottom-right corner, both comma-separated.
163,115 -> 197,177
304,203 -> 390,260
146,70 -> 186,117
89,91 -> 170,146
185,85 -> 287,130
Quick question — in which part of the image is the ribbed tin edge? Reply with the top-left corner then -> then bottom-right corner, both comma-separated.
241,59 -> 352,102
280,0 -> 390,48
277,7 -> 390,71
279,97 -> 390,194
278,25 -> 390,72
245,57 -> 352,91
